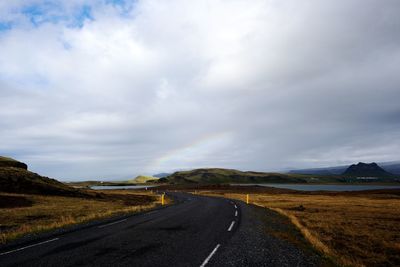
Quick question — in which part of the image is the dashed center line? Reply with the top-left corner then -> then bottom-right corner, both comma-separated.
234,204 -> 237,209
0,238 -> 59,256
235,210 -> 238,217
98,219 -> 127,228
227,221 -> 235,231
200,244 -> 221,267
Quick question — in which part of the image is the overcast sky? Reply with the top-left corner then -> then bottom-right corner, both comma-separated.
0,0 -> 399,181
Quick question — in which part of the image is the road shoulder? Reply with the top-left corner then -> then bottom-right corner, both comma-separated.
210,199 -> 334,266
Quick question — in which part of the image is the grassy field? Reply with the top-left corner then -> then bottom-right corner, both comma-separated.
0,190 -> 168,244
199,187 -> 400,267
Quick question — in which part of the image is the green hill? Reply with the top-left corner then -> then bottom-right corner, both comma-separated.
165,168 -> 310,184
128,175 -> 158,184
0,157 -> 86,196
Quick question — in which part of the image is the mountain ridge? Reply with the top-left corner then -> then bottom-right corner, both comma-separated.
165,168 -> 309,184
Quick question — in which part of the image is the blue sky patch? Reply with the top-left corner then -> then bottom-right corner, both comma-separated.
106,0 -> 137,16
68,5 -> 94,28
21,2 -> 94,28
0,21 -> 12,32
22,2 -> 66,26
106,0 -> 127,6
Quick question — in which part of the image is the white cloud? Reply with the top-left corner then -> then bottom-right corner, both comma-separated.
0,0 -> 399,180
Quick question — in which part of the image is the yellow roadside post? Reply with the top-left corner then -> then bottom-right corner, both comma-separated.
246,194 -> 249,204
161,193 -> 165,205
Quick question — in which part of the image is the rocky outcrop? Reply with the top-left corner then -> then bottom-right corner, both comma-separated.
0,156 -> 28,170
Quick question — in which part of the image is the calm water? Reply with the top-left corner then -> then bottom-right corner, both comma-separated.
90,185 -> 156,190
91,184 -> 400,191
231,183 -> 400,191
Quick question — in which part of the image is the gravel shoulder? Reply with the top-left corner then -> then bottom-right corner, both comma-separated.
210,198 -> 334,266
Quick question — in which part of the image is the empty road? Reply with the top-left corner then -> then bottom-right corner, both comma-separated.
0,192 -> 323,266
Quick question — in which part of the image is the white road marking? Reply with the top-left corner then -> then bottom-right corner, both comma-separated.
0,238 -> 59,256
234,204 -> 237,209
227,221 -> 235,231
235,210 -> 238,217
98,219 -> 127,228
147,210 -> 157,215
200,244 -> 220,267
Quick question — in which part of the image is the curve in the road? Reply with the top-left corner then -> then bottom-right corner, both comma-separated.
0,192 -> 323,267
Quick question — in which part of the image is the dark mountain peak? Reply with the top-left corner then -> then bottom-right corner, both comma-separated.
356,162 -> 378,167
343,162 -> 392,177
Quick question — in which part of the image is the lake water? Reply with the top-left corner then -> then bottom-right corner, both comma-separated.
231,183 -> 400,192
90,185 -> 156,190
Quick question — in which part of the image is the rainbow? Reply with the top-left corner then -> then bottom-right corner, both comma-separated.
147,131 -> 232,172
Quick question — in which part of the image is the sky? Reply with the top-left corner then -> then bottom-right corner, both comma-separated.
0,0 -> 399,181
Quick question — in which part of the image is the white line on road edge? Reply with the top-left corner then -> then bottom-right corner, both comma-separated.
146,210 -> 157,215
200,244 -> 221,267
98,219 -> 127,228
234,204 -> 237,209
0,238 -> 59,256
235,210 -> 238,217
227,221 -> 235,231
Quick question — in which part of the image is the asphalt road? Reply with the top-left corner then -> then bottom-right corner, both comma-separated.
0,192 -> 322,267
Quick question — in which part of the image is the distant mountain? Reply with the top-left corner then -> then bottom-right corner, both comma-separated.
342,162 -> 393,177
379,162 -> 400,175
0,156 -> 86,196
289,165 -> 347,175
289,161 -> 400,175
153,173 -> 171,178
165,168 -> 308,184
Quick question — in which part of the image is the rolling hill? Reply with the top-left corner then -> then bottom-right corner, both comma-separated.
164,168 -> 310,184
128,175 -> 159,184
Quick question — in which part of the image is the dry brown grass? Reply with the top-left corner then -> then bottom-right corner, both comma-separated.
200,190 -> 400,267
0,190 -> 167,244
